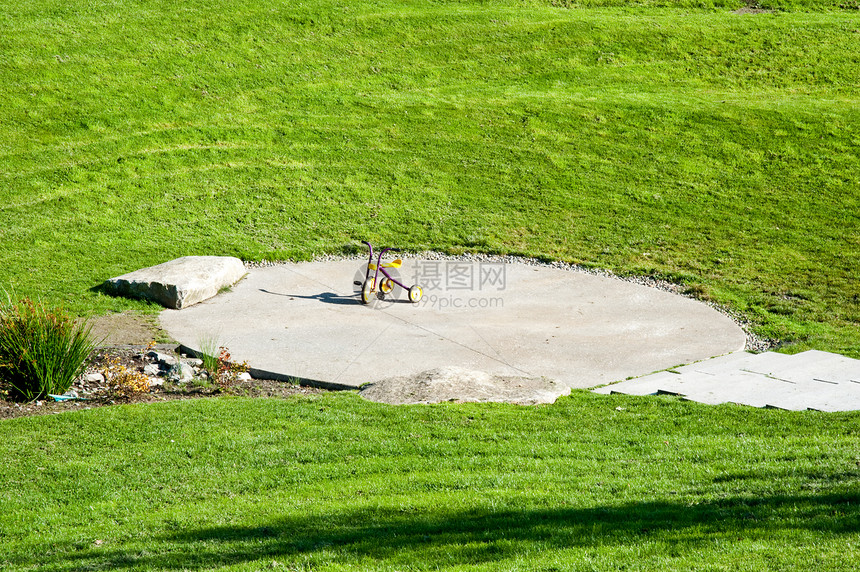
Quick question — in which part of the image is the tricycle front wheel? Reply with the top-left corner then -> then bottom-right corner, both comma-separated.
360,279 -> 375,305
408,285 -> 423,303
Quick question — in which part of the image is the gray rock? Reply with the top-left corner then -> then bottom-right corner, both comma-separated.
168,362 -> 195,383
237,372 -> 252,382
143,363 -> 161,376
85,372 -> 105,384
103,256 -> 247,309
147,350 -> 177,366
359,367 -> 569,406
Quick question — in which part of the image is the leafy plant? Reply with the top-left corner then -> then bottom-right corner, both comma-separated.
197,336 -> 249,389
100,356 -> 151,400
0,297 -> 98,402
212,347 -> 250,390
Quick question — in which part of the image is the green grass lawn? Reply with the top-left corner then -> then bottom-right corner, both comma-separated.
0,0 -> 858,354
1,1 -> 859,569
1,392 -> 858,571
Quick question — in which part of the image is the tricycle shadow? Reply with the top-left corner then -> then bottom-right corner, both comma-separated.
259,289 -> 358,305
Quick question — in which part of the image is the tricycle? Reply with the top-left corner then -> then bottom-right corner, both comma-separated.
357,241 -> 423,305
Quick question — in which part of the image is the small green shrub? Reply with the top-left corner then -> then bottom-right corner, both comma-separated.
0,298 -> 97,402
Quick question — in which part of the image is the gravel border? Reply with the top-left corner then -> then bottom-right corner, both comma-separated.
246,251 -> 775,354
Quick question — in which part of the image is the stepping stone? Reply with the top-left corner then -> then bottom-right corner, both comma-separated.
735,351 -> 796,375
671,351 -> 791,376
764,351 -> 860,412
104,256 -> 247,309
677,370 -> 790,408
592,370 -> 680,396
595,352 -> 763,397
768,350 -> 860,384
766,381 -> 855,412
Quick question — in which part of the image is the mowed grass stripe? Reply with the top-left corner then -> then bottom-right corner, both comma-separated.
0,393 -> 857,570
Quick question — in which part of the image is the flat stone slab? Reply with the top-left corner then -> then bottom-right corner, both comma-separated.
105,256 -> 246,309
159,258 -> 746,399
595,350 -> 860,411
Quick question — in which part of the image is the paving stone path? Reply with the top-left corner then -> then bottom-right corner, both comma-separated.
593,349 -> 860,412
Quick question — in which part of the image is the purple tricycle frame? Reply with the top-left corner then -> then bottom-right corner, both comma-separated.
359,241 -> 423,305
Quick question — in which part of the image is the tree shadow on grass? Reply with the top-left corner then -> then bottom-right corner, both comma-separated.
45,492 -> 860,571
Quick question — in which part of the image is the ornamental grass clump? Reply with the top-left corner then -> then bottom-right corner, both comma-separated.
0,297 -> 97,402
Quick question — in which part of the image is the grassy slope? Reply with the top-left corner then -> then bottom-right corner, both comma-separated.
0,393 -> 857,570
1,1 -> 859,353
1,4 -> 858,571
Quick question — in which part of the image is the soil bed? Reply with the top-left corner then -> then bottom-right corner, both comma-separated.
0,346 -> 326,421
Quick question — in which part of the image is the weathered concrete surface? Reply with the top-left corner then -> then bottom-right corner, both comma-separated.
159,259 -> 746,399
359,367 -> 568,405
105,256 -> 246,309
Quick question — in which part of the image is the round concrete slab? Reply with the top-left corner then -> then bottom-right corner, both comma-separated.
159,258 -> 746,393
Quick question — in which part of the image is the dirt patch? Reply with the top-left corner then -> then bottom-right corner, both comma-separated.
359,366 -> 569,406
82,311 -> 169,346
